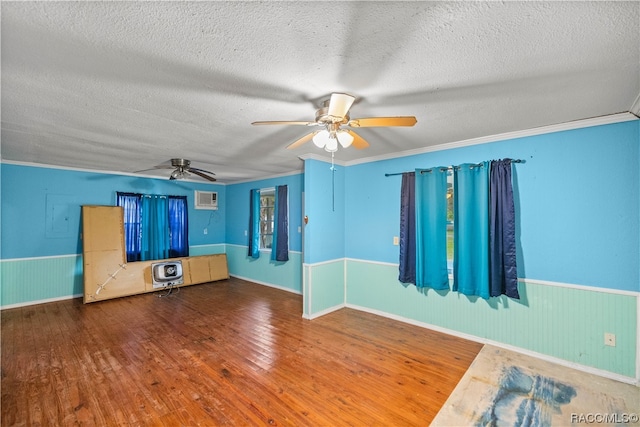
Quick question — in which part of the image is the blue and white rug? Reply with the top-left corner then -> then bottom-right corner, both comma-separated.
432,345 -> 639,426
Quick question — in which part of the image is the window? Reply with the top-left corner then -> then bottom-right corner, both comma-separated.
248,185 -> 289,261
259,188 -> 275,249
116,192 -> 188,262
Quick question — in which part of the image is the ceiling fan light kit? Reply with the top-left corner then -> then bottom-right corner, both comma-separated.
312,123 -> 354,152
251,92 -> 417,152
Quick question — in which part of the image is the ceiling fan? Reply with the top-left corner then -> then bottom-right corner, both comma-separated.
136,158 -> 217,181
252,93 -> 417,152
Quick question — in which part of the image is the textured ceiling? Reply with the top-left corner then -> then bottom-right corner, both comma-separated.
2,1 -> 639,183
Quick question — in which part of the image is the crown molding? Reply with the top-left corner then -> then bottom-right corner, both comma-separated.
0,159 -> 226,185
227,168 -> 304,185
0,159 -> 307,186
630,93 -> 640,118
345,112 -> 638,167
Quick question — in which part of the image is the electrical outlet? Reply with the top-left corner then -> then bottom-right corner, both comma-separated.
393,236 -> 399,246
604,333 -> 616,347
203,228 -> 208,235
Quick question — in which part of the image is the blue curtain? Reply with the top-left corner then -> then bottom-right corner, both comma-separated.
415,167 -> 449,290
117,192 -> 142,262
453,162 -> 490,299
398,172 -> 416,284
168,196 -> 189,258
248,189 -> 261,258
272,185 -> 289,261
117,192 -> 187,261
489,159 -> 520,299
140,195 -> 170,261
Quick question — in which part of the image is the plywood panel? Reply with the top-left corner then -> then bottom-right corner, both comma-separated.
82,206 -> 128,303
82,205 -> 229,303
186,256 -> 211,284
82,206 -> 125,254
83,251 -> 144,302
209,254 -> 230,281
116,261 -> 154,292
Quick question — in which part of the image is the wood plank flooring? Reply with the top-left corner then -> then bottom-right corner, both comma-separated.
2,278 -> 482,426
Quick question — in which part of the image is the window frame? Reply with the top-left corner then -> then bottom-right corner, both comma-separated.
259,187 -> 275,250
446,171 -> 454,276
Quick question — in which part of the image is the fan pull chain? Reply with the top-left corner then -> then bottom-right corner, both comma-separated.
331,152 -> 335,212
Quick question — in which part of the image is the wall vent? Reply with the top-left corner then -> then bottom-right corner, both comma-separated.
195,191 -> 218,210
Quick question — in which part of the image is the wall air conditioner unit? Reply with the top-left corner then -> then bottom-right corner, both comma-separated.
195,191 -> 218,210
151,261 -> 184,289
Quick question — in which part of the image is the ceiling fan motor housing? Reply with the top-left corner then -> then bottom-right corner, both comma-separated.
315,101 -> 350,125
171,158 -> 191,168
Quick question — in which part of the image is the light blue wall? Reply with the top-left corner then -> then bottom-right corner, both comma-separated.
303,159 -> 346,264
224,173 -> 304,293
301,158 -> 349,318
345,121 -> 640,292
337,119 -> 639,379
226,245 -> 302,293
225,173 -> 303,251
1,165 -> 305,305
1,164 -> 226,259
1,164 -> 225,306
303,260 -> 345,318
1,255 -> 84,306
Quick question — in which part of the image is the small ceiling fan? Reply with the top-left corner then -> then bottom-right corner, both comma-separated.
252,93 -> 417,152
136,158 -> 217,181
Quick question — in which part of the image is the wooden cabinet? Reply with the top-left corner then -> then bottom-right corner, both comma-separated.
82,205 -> 229,303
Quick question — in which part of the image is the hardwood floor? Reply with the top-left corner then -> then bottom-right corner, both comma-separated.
2,278 -> 482,426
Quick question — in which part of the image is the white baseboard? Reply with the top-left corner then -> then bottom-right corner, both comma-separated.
302,303 -> 345,320
228,274 -> 302,295
1,293 -> 83,310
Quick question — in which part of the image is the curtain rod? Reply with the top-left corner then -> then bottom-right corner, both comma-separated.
384,159 -> 524,177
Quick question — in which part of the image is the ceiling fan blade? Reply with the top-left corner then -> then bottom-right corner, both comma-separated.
348,116 -> 417,127
188,167 -> 216,176
286,131 -> 318,149
251,120 -> 318,126
327,93 -> 355,119
133,165 -> 174,173
345,130 -> 370,149
188,169 -> 217,182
